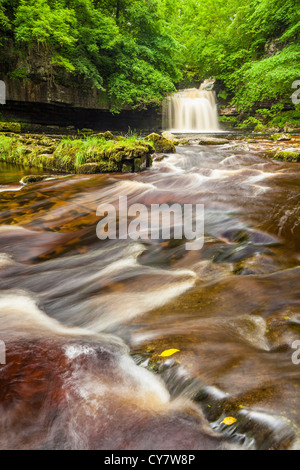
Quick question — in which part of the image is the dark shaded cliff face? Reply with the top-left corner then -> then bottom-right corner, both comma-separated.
3,76 -> 110,109
0,77 -> 162,132
1,100 -> 161,132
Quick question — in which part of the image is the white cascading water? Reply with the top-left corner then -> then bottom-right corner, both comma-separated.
163,79 -> 219,132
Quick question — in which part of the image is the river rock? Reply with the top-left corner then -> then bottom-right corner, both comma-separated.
145,133 -> 176,153
77,162 -> 118,173
91,131 -> 114,140
153,153 -> 167,162
197,137 -> 230,145
161,132 -> 191,146
220,228 -> 279,246
284,125 -> 296,133
267,127 -> 281,133
80,128 -> 94,135
20,175 -> 50,184
0,121 -> 22,133
161,131 -> 178,142
270,133 -> 291,141
273,150 -> 300,163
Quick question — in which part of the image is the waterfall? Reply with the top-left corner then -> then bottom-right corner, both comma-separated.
163,79 -> 219,132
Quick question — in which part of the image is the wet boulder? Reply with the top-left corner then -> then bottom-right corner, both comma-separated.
269,133 -> 291,142
91,131 -> 114,140
21,175 -> 50,185
273,150 -> 300,163
0,122 -> 22,133
77,162 -> 118,174
197,137 -> 230,145
145,133 -> 176,153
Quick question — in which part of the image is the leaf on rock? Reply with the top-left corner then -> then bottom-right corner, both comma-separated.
221,417 -> 237,426
159,349 -> 180,357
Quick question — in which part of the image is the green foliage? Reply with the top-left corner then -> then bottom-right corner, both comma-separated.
231,45 -> 300,109
237,117 -> 263,130
0,0 -> 299,115
0,0 -> 181,111
268,107 -> 300,127
167,0 -> 300,113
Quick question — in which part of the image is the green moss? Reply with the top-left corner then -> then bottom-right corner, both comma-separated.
91,131 -> 114,140
122,162 -> 134,173
33,154 -> 55,170
198,137 -> 229,145
80,128 -> 94,135
273,151 -> 300,162
145,133 -> 176,153
77,162 -> 118,173
269,133 -> 291,141
134,158 -> 141,172
0,122 -> 22,133
0,133 -> 153,173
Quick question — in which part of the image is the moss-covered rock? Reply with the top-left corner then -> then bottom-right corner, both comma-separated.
161,131 -> 179,144
77,162 -> 118,173
273,151 -> 300,162
0,132 -> 153,174
161,131 -> 190,146
134,158 -> 141,172
0,122 -> 22,133
270,133 -> 291,141
80,128 -> 94,135
91,131 -> 114,140
145,133 -> 176,153
122,161 -> 134,173
32,154 -> 55,169
197,137 -> 230,145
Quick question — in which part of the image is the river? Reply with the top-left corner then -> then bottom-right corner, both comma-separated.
0,135 -> 299,450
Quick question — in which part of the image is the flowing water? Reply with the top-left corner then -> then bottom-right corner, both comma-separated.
0,135 -> 300,450
163,80 -> 219,132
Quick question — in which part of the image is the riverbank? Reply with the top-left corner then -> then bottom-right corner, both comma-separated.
0,130 -> 157,174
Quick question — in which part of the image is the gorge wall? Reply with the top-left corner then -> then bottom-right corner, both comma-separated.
0,77 -> 161,132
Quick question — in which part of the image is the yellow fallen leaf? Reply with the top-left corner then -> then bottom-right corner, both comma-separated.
221,417 -> 237,426
159,349 -> 180,357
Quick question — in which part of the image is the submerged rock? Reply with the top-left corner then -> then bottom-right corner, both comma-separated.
145,133 -> 176,153
21,175 -> 50,184
153,153 -> 167,162
197,137 -> 230,145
